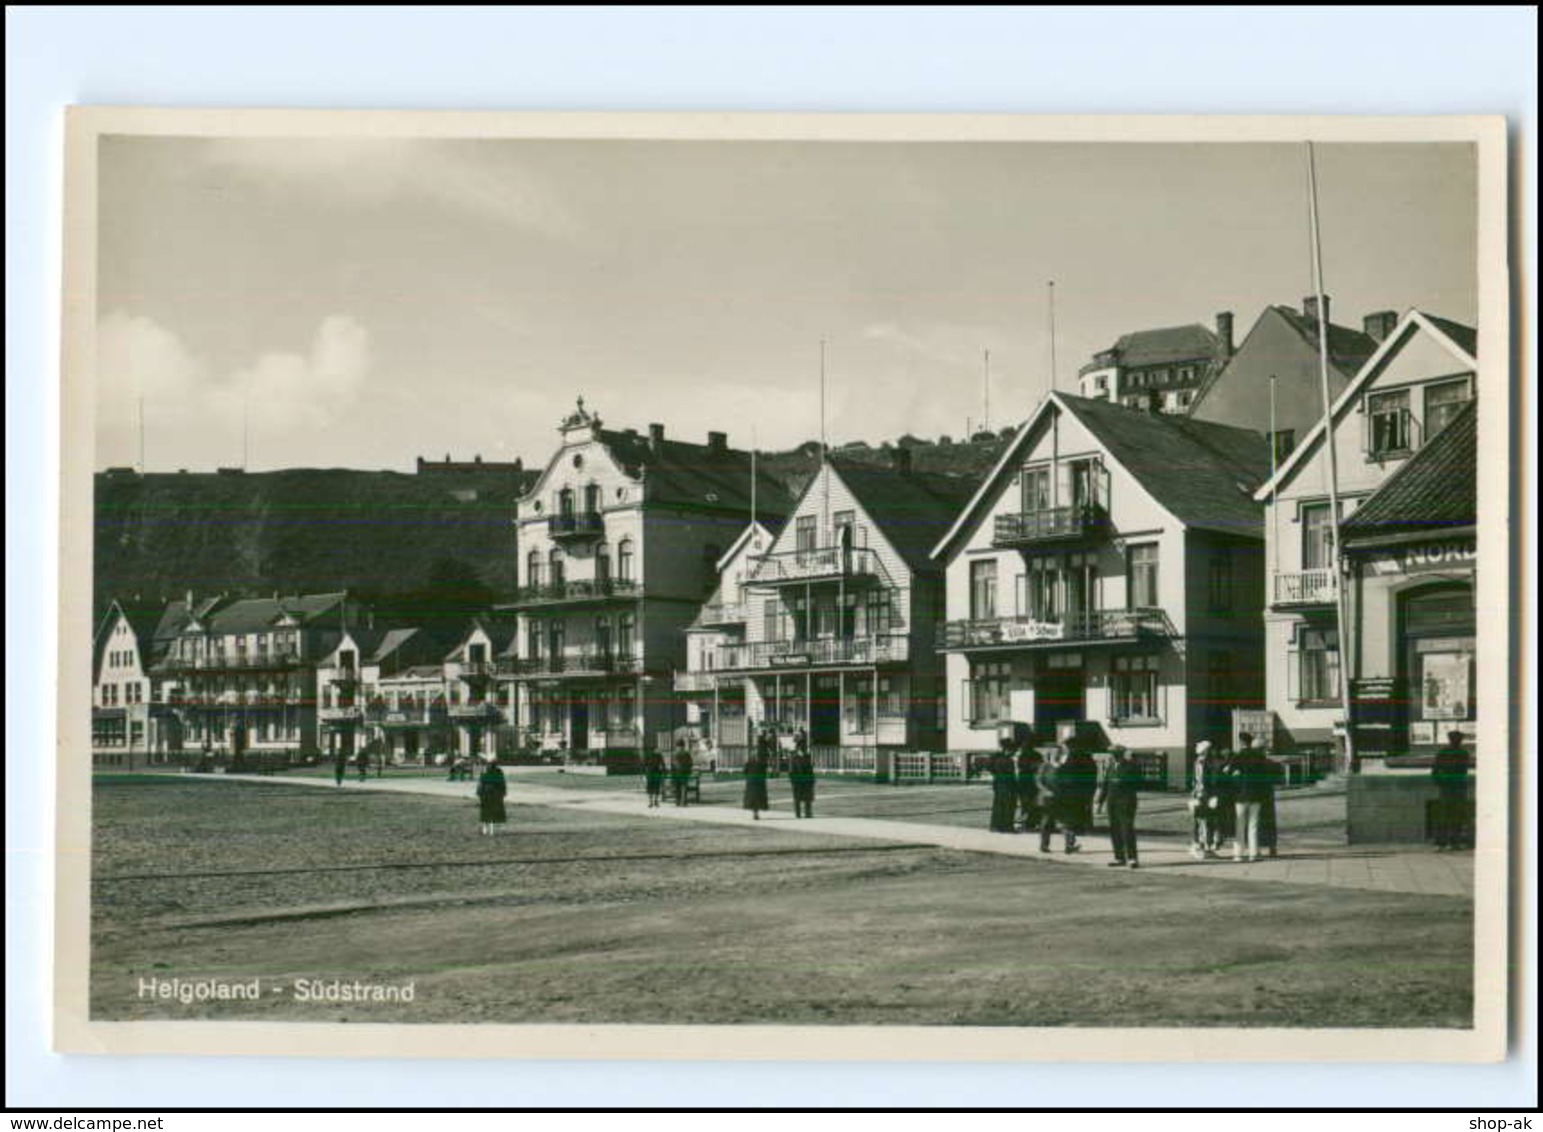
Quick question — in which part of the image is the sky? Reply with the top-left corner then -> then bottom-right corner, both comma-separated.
95,136 -> 1478,472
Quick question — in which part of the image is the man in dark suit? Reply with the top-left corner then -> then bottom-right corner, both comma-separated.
1431,731 -> 1472,850
1095,744 -> 1142,869
1057,741 -> 1100,852
1015,746 -> 1044,833
672,740 -> 694,807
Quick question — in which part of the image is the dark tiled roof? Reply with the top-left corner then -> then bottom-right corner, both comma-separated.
829,456 -> 982,573
598,430 -> 794,518
1341,401 -> 1477,543
1056,394 -> 1271,538
1420,312 -> 1478,358
1079,323 -> 1225,375
204,592 -> 349,635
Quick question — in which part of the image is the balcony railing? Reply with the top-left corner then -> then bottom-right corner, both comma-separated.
1272,569 -> 1338,607
673,671 -> 748,693
993,503 -> 1109,547
448,700 -> 503,721
318,705 -> 365,724
707,634 -> 910,671
507,577 -> 641,607
498,653 -> 645,678
937,608 -> 1172,650
695,600 -> 750,627
166,650 -> 303,672
547,511 -> 605,541
747,546 -> 886,586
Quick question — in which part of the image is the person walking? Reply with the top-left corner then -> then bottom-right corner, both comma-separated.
1015,745 -> 1044,833
1237,732 -> 1283,857
672,740 -> 694,807
1431,730 -> 1473,850
1189,741 -> 1223,858
988,733 -> 1019,833
742,743 -> 770,820
333,745 -> 347,787
1037,747 -> 1074,853
1094,744 -> 1143,869
789,735 -> 816,819
1059,740 -> 1099,850
355,746 -> 370,783
1225,737 -> 1276,862
642,748 -> 666,809
476,755 -> 508,837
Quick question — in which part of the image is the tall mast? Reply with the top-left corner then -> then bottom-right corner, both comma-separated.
138,396 -> 146,473
1047,281 -> 1058,394
820,338 -> 829,531
1306,142 -> 1356,772
983,348 -> 991,434
1269,374 -> 1280,571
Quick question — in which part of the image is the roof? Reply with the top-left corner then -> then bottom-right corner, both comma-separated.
1055,395 -> 1271,536
933,391 -> 1270,558
449,615 -> 520,661
1189,305 -> 1379,411
1254,310 -> 1479,501
199,592 -> 350,635
828,456 -> 982,572
1079,323 -> 1225,375
1340,401 -> 1477,545
596,430 -> 796,518
369,627 -> 423,664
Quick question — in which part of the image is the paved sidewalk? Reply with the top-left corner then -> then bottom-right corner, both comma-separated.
220,772 -> 1476,899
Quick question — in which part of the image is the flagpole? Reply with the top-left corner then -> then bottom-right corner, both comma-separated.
1047,282 -> 1058,394
820,338 -> 829,532
1306,142 -> 1356,773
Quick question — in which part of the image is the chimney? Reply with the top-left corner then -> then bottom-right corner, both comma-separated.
892,446 -> 913,476
1215,311 -> 1234,356
707,430 -> 727,455
648,423 -> 665,450
1303,295 -> 1330,326
1362,310 -> 1398,344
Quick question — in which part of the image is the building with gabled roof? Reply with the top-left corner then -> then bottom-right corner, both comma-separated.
1076,313 -> 1234,415
157,590 -> 365,763
91,598 -> 166,765
1252,309 -> 1478,763
931,391 -> 1272,783
1188,297 -> 1385,455
500,399 -> 793,765
688,450 -> 979,771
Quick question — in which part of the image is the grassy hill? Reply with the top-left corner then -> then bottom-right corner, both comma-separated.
92,431 -> 1013,620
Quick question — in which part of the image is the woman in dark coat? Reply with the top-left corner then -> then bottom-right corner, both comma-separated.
477,757 -> 508,836
642,748 -> 667,808
742,745 -> 771,819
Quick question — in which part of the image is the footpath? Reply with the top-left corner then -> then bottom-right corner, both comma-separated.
220,771 -> 1476,899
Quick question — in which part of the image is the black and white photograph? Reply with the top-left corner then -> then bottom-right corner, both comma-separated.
53,108 -> 1510,1064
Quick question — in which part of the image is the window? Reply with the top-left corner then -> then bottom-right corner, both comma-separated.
1291,626 -> 1340,704
1110,655 -> 1160,722
764,596 -> 784,643
1300,503 -> 1337,570
969,661 -> 1013,725
548,622 -> 566,663
970,559 -> 998,620
617,538 -> 634,581
558,487 -> 575,517
527,549 -> 543,589
1021,466 -> 1051,513
847,677 -> 875,735
1269,429 -> 1296,463
595,542 -> 610,582
594,615 -> 612,659
615,685 -> 636,731
865,589 -> 893,637
795,514 -> 818,552
1425,377 -> 1472,438
1208,553 -> 1233,613
525,622 -> 542,661
832,510 -> 855,546
1367,389 -> 1413,456
1026,556 -> 1061,621
1065,553 -> 1097,619
583,483 -> 601,514
548,547 -> 565,587
878,677 -> 905,719
617,612 -> 636,658
1127,544 -> 1159,608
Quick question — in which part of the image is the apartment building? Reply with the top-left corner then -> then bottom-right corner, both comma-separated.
1076,313 -> 1234,415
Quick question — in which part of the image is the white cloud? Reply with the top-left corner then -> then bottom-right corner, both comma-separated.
96,313 -> 373,470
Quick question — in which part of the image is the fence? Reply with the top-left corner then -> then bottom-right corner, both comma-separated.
891,752 -> 967,783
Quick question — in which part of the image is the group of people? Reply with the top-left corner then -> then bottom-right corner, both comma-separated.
740,726 -> 817,820
985,736 -> 1143,866
641,743 -> 700,809
1189,733 -> 1283,862
332,743 -> 384,786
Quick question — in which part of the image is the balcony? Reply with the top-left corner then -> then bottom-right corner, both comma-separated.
505,577 -> 642,608
379,705 -> 443,728
1272,569 -> 1338,609
328,669 -> 360,689
547,510 -> 605,543
747,546 -> 886,587
707,634 -> 910,672
937,608 -> 1173,650
318,705 -> 365,725
458,660 -> 495,686
993,503 -> 1109,548
166,650 -> 303,673
695,600 -> 750,627
498,653 -> 645,679
673,671 -> 747,693
448,700 -> 504,722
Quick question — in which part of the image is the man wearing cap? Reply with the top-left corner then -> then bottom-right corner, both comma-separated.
1189,740 -> 1223,859
1095,744 -> 1143,869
